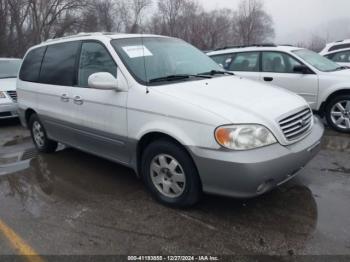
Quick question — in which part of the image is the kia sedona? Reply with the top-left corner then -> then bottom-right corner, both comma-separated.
18,33 -> 324,207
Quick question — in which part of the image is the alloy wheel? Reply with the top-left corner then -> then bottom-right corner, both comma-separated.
330,100 -> 350,130
32,121 -> 45,148
150,154 -> 186,198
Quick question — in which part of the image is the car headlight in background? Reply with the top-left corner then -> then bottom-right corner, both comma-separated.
215,124 -> 277,150
0,91 -> 6,98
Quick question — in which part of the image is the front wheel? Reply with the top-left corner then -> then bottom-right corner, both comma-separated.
141,139 -> 202,208
29,114 -> 58,153
325,94 -> 350,133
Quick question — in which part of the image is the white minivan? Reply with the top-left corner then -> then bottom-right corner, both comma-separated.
17,33 -> 324,207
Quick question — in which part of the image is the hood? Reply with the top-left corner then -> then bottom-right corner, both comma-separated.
327,68 -> 350,77
0,78 -> 17,91
152,76 -> 308,125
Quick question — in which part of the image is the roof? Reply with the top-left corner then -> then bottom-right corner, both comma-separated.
34,32 -> 167,47
320,39 -> 350,55
323,47 -> 350,56
207,45 -> 302,56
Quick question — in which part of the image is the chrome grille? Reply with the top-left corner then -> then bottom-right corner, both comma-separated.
279,108 -> 313,141
7,91 -> 17,102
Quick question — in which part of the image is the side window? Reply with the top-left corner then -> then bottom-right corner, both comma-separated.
210,54 -> 233,69
40,41 -> 80,86
228,52 -> 259,72
329,44 -> 350,52
331,50 -> 350,63
19,47 -> 46,82
78,42 -> 117,87
262,52 -> 302,73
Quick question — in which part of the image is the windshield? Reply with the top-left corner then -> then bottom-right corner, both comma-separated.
0,59 -> 22,79
111,37 -> 223,84
293,49 -> 340,72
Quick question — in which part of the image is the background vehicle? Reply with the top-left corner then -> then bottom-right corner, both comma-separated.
322,48 -> 350,68
18,33 -> 323,207
208,45 -> 350,133
320,39 -> 350,56
0,58 -> 22,119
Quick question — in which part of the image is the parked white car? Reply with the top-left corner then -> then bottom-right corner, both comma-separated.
320,39 -> 350,56
0,58 -> 21,119
208,45 -> 350,133
17,33 -> 323,207
322,48 -> 350,68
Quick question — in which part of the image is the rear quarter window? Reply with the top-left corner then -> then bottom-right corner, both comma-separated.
39,41 -> 80,86
19,47 -> 46,82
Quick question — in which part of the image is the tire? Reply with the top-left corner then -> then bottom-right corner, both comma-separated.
29,114 -> 58,153
141,139 -> 202,208
325,94 -> 350,133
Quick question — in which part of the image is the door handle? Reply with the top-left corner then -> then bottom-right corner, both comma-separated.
73,96 -> 84,105
264,77 -> 274,82
61,94 -> 70,102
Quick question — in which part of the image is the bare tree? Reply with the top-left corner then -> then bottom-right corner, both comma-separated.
233,0 -> 274,45
157,0 -> 186,36
307,34 -> 327,52
0,0 -> 10,56
0,0 -> 277,57
198,9 -> 235,50
80,0 -> 117,32
129,0 -> 153,33
28,0 -> 84,42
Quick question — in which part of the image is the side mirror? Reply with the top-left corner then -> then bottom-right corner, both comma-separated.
293,65 -> 311,74
88,72 -> 124,91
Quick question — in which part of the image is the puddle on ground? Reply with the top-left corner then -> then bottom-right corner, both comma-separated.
2,136 -> 32,147
322,133 -> 350,152
0,148 -> 38,176
0,129 -> 349,254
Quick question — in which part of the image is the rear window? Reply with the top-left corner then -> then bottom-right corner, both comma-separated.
19,47 -> 46,82
39,41 -> 80,86
329,43 -> 350,52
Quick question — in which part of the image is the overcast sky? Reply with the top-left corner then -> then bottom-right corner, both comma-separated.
196,0 -> 350,44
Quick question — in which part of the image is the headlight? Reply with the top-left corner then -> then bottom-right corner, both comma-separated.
0,91 -> 6,98
215,124 -> 277,150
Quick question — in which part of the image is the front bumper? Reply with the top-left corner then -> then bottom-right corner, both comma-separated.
189,117 -> 325,198
0,102 -> 18,119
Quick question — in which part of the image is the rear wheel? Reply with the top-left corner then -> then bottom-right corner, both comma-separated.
141,139 -> 202,207
325,94 -> 350,133
29,114 -> 58,153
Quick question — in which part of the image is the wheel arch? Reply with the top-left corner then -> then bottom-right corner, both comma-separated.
135,131 -> 199,181
318,88 -> 350,116
25,108 -> 37,125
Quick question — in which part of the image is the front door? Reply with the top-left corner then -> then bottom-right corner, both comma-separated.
71,41 -> 129,164
260,51 -> 319,109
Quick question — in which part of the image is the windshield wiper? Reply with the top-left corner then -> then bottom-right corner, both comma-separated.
198,70 -> 234,76
149,74 -> 211,83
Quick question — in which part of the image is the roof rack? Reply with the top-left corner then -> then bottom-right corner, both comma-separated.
44,32 -> 114,43
214,43 -> 277,51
